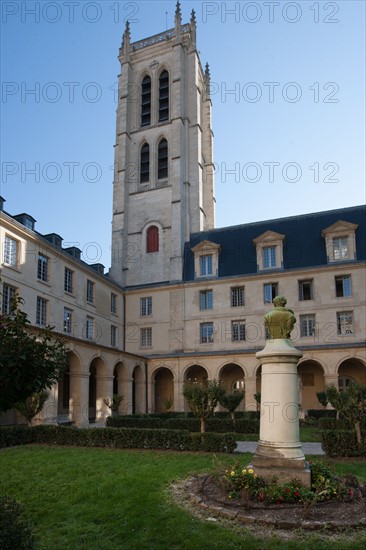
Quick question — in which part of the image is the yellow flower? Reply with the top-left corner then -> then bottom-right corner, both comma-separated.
242,469 -> 247,475
248,468 -> 254,474
230,471 -> 235,476
254,474 -> 257,478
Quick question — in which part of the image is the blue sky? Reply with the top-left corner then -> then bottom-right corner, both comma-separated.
1,0 -> 365,269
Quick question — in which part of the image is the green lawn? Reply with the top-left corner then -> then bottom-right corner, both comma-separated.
1,446 -> 365,550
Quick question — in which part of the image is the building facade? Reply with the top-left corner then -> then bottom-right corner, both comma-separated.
1,4 -> 365,425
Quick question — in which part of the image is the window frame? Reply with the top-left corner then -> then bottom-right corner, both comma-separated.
199,289 -> 213,311
157,138 -> 168,180
3,235 -> 19,267
263,282 -> 278,304
158,70 -> 169,122
64,267 -> 73,294
298,279 -> 313,301
231,286 -> 245,307
140,142 -> 150,184
36,296 -> 47,327
140,296 -> 152,316
337,311 -> 353,335
333,236 -> 349,261
140,327 -> 152,348
200,255 -> 213,277
300,314 -> 316,337
2,283 -> 17,314
231,320 -> 246,342
200,322 -> 214,344
86,279 -> 95,304
335,275 -> 352,298
263,245 -> 276,269
63,308 -> 73,335
141,75 -> 151,127
146,225 -> 159,253
111,293 -> 117,314
86,316 -> 94,340
37,253 -> 48,282
111,325 -> 117,347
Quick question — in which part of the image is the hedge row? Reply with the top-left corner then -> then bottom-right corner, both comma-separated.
116,411 -> 260,420
106,416 -> 259,433
321,429 -> 366,457
0,425 -> 237,453
306,409 -> 337,419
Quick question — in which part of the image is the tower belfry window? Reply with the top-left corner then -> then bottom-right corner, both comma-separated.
141,75 -> 151,126
140,143 -> 150,183
158,138 -> 168,179
158,70 -> 169,122
146,225 -> 159,253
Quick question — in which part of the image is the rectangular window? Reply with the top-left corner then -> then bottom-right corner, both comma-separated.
231,286 -> 245,307
86,317 -> 94,340
300,314 -> 316,337
140,327 -> 152,347
299,280 -> 313,301
335,275 -> 352,298
263,246 -> 276,268
337,312 -> 353,335
200,322 -> 214,343
64,268 -> 73,293
2,283 -> 16,314
36,297 -> 47,326
200,289 -> 213,310
37,254 -> 48,282
63,308 -> 73,335
264,283 -> 278,303
333,237 -> 348,260
111,325 -> 117,347
232,320 -> 246,342
111,293 -> 117,314
4,235 -> 18,267
140,297 -> 152,316
200,255 -> 212,276
86,279 -> 95,303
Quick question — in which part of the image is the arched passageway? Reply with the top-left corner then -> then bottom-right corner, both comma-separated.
154,367 -> 174,413
219,363 -> 245,411
338,358 -> 366,389
297,361 -> 325,412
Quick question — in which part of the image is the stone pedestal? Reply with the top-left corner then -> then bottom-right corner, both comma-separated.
250,339 -> 311,487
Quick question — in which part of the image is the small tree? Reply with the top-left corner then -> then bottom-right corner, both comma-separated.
15,391 -> 49,426
0,296 -> 67,412
183,379 -> 225,433
219,391 -> 244,426
163,398 -> 173,412
253,392 -> 261,411
325,382 -> 366,445
103,394 -> 124,415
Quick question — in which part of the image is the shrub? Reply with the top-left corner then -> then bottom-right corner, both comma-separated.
183,379 -> 225,433
321,429 -> 366,457
307,409 -> 337,419
0,495 -> 35,550
0,425 -> 237,453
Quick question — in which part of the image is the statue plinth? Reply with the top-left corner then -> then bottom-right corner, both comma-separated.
250,338 -> 311,487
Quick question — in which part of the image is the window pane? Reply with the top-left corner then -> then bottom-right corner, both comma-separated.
4,236 -> 18,266
37,254 -> 48,281
141,76 -> 151,126
159,70 -> 169,122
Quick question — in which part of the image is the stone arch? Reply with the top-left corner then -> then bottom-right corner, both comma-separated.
183,364 -> 208,413
218,363 -> 246,411
153,367 -> 174,413
113,361 -> 128,414
337,357 -> 366,388
58,351 -> 81,423
132,364 -> 145,414
89,356 -> 107,423
297,360 -> 326,413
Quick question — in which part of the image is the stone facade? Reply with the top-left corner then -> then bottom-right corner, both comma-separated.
1,6 -> 365,425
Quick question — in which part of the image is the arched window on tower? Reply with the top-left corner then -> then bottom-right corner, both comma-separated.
146,225 -> 159,253
158,138 -> 168,180
158,70 -> 169,122
140,143 -> 150,183
141,75 -> 151,126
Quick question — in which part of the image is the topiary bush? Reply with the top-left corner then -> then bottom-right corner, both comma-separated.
0,495 -> 35,550
321,429 -> 366,457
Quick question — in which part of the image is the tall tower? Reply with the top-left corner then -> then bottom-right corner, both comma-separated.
110,3 -> 215,287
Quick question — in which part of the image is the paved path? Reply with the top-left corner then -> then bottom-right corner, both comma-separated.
235,441 -> 324,455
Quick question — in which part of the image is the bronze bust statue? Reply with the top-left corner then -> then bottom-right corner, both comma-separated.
264,295 -> 296,339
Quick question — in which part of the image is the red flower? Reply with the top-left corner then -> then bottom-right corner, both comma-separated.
294,491 -> 300,498
258,493 -> 265,502
348,489 -> 353,496
285,488 -> 290,493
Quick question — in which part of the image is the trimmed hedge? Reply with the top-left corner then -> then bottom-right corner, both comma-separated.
306,409 -> 337,419
106,415 -> 259,434
319,417 -> 351,430
321,429 -> 366,457
0,425 -> 237,453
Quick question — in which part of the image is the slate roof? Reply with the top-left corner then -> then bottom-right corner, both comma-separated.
183,205 -> 366,281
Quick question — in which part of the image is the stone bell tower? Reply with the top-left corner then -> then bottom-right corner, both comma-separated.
109,2 -> 215,287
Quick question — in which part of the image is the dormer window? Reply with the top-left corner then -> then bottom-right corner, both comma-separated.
322,220 -> 358,263
253,230 -> 285,271
191,240 -> 220,279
